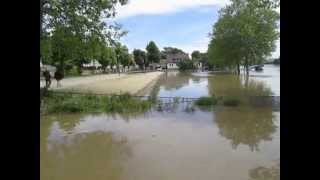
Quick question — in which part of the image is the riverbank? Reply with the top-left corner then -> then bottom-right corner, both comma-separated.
41,71 -> 164,95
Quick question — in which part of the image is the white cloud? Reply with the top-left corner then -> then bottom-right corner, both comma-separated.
114,0 -> 230,19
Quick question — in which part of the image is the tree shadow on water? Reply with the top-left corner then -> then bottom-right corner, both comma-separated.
41,130 -> 132,180
214,106 -> 277,151
249,161 -> 280,180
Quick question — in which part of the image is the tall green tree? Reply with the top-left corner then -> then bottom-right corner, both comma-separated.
146,41 -> 160,64
162,47 -> 185,54
98,46 -> 116,72
40,0 -> 128,74
207,0 -> 279,75
50,26 -> 77,73
133,49 -> 147,70
191,50 -> 201,61
114,43 -> 131,73
118,45 -> 131,68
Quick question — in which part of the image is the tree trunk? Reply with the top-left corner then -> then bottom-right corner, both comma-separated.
244,57 -> 249,76
237,64 -> 240,75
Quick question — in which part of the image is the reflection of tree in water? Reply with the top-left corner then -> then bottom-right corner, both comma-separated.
41,130 -> 132,180
215,107 -> 277,151
249,162 -> 280,180
208,74 -> 272,97
54,111 -> 153,128
160,71 -> 201,91
153,96 -> 199,114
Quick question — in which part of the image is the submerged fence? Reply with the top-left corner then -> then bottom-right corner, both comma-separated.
46,90 -> 280,109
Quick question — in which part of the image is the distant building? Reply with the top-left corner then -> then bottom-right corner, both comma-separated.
164,52 -> 190,69
149,63 -> 162,70
83,60 -> 102,69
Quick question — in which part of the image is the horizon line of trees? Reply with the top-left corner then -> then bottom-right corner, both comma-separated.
133,43 -> 211,71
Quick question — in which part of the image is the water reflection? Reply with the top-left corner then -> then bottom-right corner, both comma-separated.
214,107 -> 277,151
151,71 -> 209,98
208,74 -> 272,97
249,161 -> 280,180
40,65 -> 280,180
40,115 -> 132,180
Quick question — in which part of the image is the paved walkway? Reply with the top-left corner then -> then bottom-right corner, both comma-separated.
41,72 -> 163,95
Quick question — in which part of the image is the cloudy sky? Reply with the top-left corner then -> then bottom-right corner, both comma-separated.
112,0 -> 280,58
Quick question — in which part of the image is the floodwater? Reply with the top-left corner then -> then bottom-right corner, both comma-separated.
41,65 -> 280,180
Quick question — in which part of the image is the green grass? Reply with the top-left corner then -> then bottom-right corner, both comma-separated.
195,95 -> 241,107
42,92 -> 154,114
222,96 -> 241,106
195,96 -> 218,106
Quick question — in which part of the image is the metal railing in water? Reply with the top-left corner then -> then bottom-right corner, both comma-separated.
47,91 -> 280,106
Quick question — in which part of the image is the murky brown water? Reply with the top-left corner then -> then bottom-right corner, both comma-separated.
41,65 -> 280,180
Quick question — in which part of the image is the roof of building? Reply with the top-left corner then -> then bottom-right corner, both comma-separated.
165,52 -> 190,63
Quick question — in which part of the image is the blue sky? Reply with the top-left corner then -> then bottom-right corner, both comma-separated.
112,0 -> 279,58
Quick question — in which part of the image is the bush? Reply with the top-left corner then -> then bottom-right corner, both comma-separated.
195,96 -> 217,106
223,96 -> 241,106
42,92 -> 154,114
66,66 -> 81,76
177,60 -> 194,71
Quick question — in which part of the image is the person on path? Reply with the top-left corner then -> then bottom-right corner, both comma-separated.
43,70 -> 51,88
54,70 -> 64,87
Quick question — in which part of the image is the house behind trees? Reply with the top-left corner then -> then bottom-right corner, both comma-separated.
162,51 -> 190,69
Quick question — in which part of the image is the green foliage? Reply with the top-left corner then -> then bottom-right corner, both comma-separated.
160,52 -> 167,59
66,66 -> 81,76
273,57 -> 280,64
162,47 -> 185,54
40,0 -> 128,73
40,36 -> 52,64
115,44 -> 131,67
177,60 -> 194,71
98,46 -> 116,71
146,41 -> 160,63
192,51 -> 209,68
199,53 -> 209,67
133,49 -> 147,70
42,92 -> 153,114
195,96 -> 218,106
207,0 -> 279,73
223,96 -> 241,106
191,51 -> 201,60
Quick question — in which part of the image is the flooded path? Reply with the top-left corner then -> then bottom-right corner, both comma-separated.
41,65 -> 280,180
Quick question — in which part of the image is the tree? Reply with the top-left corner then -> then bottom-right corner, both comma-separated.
160,52 -> 167,59
207,0 -> 279,75
273,56 -> 280,64
40,0 -> 128,74
191,51 -> 201,61
177,60 -> 194,71
98,46 -> 116,72
50,26 -> 76,74
133,49 -> 147,70
118,45 -> 131,68
162,47 -> 185,54
40,35 -> 52,65
146,41 -> 160,64
114,43 -> 131,73
199,52 -> 209,69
